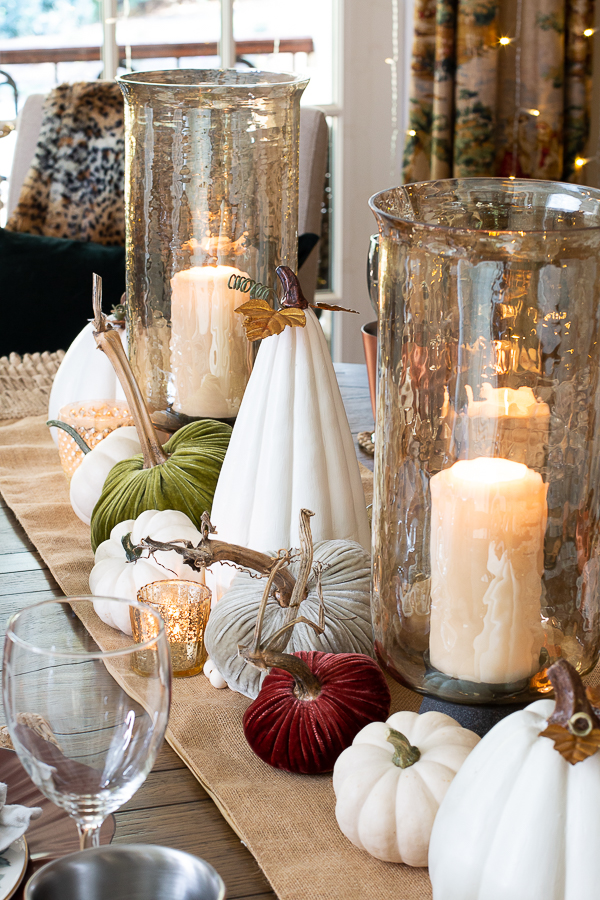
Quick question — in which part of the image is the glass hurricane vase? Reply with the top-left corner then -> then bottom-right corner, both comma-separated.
118,69 -> 307,428
369,178 -> 600,706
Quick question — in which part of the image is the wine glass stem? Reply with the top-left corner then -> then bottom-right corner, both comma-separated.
77,822 -> 102,851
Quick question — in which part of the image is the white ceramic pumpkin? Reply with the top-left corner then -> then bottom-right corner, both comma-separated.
70,426 -> 141,525
204,538 -> 374,698
89,509 -> 205,634
203,658 -> 228,690
48,322 -> 126,445
333,710 -> 480,866
429,665 -> 600,900
208,307 -> 370,599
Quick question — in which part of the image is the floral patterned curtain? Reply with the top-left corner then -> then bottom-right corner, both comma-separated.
403,0 -> 595,183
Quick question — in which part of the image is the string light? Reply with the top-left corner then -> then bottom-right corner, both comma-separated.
407,129 -> 416,136
584,28 -> 595,37
389,0 -> 399,181
575,157 -> 589,169
527,108 -> 540,117
509,0 -> 523,177
499,36 -> 512,45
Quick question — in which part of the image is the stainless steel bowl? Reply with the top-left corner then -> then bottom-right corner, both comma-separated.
24,844 -> 226,900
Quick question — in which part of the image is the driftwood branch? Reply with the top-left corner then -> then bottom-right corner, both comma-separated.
133,514 -> 298,607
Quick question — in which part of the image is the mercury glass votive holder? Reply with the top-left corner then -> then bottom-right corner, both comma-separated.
369,178 -> 600,708
56,400 -> 133,480
118,69 -> 307,428
134,581 -> 211,678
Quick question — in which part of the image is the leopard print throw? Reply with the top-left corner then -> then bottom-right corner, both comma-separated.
6,82 -> 125,246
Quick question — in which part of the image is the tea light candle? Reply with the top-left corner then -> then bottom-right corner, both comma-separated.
429,457 -> 547,684
135,580 -> 211,678
170,265 -> 250,419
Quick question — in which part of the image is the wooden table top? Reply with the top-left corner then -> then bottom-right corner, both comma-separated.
0,362 -> 374,900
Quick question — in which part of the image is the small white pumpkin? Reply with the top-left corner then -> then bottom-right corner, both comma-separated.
203,658 -> 228,690
209,305 -> 370,599
89,508 -> 205,634
48,321 -> 126,445
70,426 -> 141,525
333,710 -> 480,866
429,659 -> 600,900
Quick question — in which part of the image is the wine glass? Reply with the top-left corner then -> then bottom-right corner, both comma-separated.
3,597 -> 171,851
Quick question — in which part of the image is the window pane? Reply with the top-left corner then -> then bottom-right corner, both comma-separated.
233,0 -> 333,105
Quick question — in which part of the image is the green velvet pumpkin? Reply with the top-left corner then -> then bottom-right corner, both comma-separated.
90,419 -> 231,552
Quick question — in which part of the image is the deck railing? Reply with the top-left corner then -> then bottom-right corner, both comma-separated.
0,38 -> 314,66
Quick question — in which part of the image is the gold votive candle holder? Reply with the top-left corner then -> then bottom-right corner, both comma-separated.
56,399 -> 134,479
134,580 -> 211,678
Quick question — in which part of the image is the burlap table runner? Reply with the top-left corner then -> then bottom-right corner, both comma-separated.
0,414 -> 430,900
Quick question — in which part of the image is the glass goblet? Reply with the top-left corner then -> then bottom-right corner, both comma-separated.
3,597 -> 171,851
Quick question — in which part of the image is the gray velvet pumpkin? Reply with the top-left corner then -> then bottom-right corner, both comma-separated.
204,539 -> 374,698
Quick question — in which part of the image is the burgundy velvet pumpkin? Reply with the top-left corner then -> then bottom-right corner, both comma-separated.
242,650 -> 391,774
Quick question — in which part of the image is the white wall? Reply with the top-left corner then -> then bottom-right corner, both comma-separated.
332,0 -> 413,362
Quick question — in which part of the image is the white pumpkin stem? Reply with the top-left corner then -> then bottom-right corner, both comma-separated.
46,420 -> 92,455
386,727 -> 421,769
547,659 -> 600,734
540,660 -> 600,764
91,274 -> 167,469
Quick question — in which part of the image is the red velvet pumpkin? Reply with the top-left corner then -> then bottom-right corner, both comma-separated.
242,650 -> 391,774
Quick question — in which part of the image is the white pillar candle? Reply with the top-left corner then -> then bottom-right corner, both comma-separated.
464,384 -> 550,468
429,457 -> 547,684
170,265 -> 250,419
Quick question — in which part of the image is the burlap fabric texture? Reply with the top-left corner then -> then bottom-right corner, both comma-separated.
0,414 -> 432,900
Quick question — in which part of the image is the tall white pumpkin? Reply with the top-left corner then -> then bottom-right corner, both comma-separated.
48,322 -> 126,445
209,309 -> 370,591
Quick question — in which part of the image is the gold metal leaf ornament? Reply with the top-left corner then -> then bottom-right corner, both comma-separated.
540,721 -> 600,765
235,298 -> 306,341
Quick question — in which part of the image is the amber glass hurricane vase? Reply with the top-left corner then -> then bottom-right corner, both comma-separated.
370,178 -> 600,709
118,70 -> 307,427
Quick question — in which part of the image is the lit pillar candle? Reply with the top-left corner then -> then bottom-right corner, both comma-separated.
170,265 -> 250,419
429,457 -> 547,684
465,384 -> 550,468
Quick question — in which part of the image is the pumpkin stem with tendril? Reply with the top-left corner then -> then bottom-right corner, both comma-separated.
386,727 -> 421,768
277,266 -> 309,309
91,274 -> 167,470
540,659 -> 600,764
238,508 -> 326,698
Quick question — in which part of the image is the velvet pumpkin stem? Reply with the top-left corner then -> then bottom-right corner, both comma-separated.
274,509 -> 314,651
248,554 -> 293,655
92,274 -> 167,470
46,420 -> 91,455
386,727 -> 421,769
547,658 -> 600,736
242,646 -> 322,700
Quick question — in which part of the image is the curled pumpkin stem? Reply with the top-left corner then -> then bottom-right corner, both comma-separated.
46,420 -> 91,455
540,659 -> 600,764
138,529 -> 296,607
238,509 -> 327,698
386,727 -> 421,769
277,266 -> 309,309
92,273 -> 167,470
